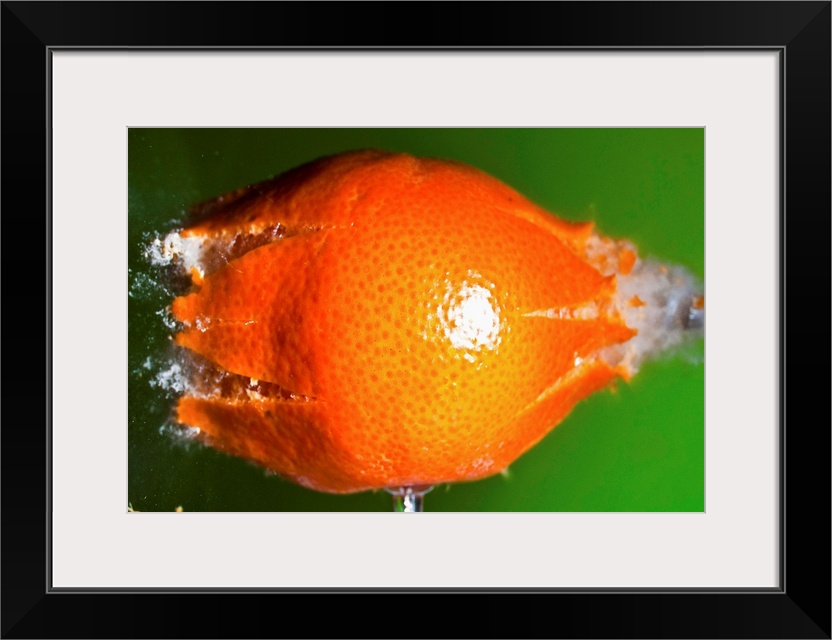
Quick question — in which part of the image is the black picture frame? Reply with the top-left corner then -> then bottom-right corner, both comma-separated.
2,2 -> 829,638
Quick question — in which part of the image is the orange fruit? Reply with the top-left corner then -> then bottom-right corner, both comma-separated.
163,150 -> 700,494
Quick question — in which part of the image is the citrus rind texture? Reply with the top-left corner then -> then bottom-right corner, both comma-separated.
157,151 -> 701,494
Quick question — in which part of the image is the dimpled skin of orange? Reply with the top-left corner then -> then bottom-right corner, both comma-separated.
172,150 -> 636,493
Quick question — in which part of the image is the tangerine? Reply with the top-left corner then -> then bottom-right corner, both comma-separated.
158,150 -> 702,494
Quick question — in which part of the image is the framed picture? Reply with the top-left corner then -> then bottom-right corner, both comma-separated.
5,2 -> 828,638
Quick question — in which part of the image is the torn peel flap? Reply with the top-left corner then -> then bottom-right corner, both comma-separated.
171,233 -> 328,398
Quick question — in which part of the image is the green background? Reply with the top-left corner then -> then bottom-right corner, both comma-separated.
128,128 -> 704,512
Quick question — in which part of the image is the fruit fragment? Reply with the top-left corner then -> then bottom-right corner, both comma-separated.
152,150 -> 703,494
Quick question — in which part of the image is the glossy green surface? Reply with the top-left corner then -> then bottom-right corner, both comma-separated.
128,128 -> 704,512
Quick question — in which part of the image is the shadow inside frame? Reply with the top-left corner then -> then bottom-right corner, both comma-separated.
2,1 -> 830,639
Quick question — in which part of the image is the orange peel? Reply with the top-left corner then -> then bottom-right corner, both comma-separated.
152,150 -> 703,494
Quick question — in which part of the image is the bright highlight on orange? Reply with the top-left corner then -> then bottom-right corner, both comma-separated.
153,150 -> 703,494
